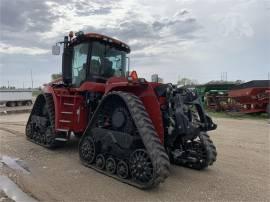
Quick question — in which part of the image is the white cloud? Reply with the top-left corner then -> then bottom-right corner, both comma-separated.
0,43 -> 49,55
219,13 -> 254,38
0,0 -> 269,87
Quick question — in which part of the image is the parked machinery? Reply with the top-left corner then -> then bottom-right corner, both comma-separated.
204,90 -> 230,112
228,80 -> 270,114
26,31 -> 217,189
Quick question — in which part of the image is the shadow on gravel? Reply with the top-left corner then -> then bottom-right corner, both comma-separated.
54,137 -> 80,153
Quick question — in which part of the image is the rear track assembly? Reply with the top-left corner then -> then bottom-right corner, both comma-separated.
25,94 -> 65,148
79,91 -> 170,189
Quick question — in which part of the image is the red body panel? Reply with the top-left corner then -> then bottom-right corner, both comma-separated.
42,78 -> 165,143
43,85 -> 88,132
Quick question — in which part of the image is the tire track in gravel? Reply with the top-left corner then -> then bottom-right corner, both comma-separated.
0,127 -> 25,136
0,122 -> 26,126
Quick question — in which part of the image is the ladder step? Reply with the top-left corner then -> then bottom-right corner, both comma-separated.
63,103 -> 74,106
59,119 -> 71,123
61,111 -> 73,114
55,138 -> 68,142
61,95 -> 76,98
55,128 -> 69,132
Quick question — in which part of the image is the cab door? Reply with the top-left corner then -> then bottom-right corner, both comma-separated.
71,42 -> 90,87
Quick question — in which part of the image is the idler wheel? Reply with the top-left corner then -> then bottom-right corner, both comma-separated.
79,136 -> 96,164
130,149 -> 153,184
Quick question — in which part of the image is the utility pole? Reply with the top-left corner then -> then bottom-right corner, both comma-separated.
8,81 -> 9,88
30,69 -> 33,89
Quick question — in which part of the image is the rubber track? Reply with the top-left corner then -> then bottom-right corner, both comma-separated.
80,91 -> 170,189
26,94 -> 62,148
179,132 -> 217,170
199,132 -> 217,167
44,94 -> 55,132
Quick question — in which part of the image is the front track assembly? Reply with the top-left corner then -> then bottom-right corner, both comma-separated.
79,92 -> 170,189
169,132 -> 217,170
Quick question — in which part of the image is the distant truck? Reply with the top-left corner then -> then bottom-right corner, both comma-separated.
0,89 -> 32,107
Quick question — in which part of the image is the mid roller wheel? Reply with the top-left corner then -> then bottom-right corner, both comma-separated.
117,160 -> 129,179
106,157 -> 116,174
96,154 -> 106,169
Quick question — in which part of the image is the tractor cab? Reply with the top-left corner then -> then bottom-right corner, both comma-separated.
54,31 -> 130,87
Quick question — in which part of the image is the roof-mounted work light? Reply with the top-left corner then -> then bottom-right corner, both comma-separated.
75,31 -> 84,37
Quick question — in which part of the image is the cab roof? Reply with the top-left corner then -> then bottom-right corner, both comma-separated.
71,32 -> 131,53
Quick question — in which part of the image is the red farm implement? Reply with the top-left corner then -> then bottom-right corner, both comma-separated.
228,80 -> 270,114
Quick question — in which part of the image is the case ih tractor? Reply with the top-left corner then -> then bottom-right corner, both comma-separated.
26,31 -> 217,189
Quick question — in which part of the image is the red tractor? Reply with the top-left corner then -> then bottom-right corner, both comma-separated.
26,31 -> 217,189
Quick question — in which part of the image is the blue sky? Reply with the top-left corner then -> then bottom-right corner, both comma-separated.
0,0 -> 269,88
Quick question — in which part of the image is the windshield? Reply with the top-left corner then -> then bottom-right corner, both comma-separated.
89,41 -> 127,81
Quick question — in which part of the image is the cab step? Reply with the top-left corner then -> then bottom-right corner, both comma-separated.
55,128 -> 69,132
55,138 -> 68,142
59,119 -> 71,123
63,103 -> 74,106
61,111 -> 73,114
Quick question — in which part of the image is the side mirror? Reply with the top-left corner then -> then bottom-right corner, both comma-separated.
52,45 -> 60,55
62,47 -> 73,84
151,74 -> 159,82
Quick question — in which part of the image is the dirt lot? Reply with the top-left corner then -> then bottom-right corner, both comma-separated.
0,113 -> 269,201
0,106 -> 32,115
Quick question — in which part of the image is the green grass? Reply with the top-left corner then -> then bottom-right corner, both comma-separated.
207,110 -> 269,120
32,90 -> 42,97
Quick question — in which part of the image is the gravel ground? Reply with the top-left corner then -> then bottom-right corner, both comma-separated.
0,113 -> 269,202
0,106 -> 32,115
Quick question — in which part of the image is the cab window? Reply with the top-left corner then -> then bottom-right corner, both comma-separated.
72,43 -> 89,86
